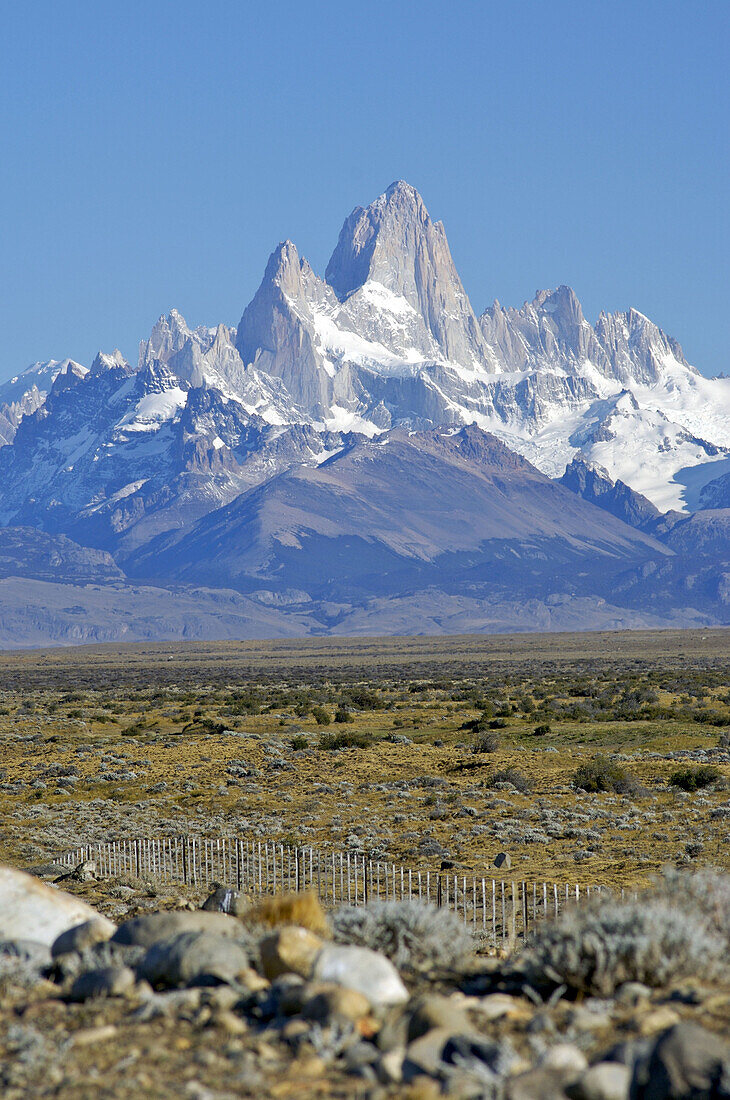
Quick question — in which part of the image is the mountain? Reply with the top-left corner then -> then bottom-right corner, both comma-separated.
122,426 -> 683,634
558,457 -> 661,530
0,527 -> 123,584
0,180 -> 728,644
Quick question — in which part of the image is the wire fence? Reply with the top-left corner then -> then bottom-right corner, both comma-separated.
57,836 -> 611,947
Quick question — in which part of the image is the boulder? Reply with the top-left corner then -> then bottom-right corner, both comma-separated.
69,966 -> 136,1001
629,1021 -> 730,1098
138,931 -> 250,989
0,864 -> 114,948
312,943 -> 408,1008
52,918 -> 115,957
111,910 -> 240,948
201,886 -> 247,916
259,926 -> 323,980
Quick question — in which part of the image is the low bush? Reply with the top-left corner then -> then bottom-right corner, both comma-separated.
472,731 -> 500,754
318,729 -> 372,751
332,899 -> 473,973
334,706 -> 354,724
533,723 -> 551,736
669,765 -> 723,792
523,893 -> 726,995
311,706 -> 331,726
573,754 -> 645,796
289,735 -> 308,751
487,767 -> 532,794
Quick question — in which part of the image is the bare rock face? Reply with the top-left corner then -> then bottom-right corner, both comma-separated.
326,180 -> 494,369
0,865 -> 115,948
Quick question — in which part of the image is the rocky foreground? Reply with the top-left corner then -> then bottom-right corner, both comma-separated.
0,863 -> 729,1099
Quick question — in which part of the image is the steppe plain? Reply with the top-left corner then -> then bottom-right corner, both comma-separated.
1,628 -> 728,886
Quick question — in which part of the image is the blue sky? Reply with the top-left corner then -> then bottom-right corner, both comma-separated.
1,0 -> 728,379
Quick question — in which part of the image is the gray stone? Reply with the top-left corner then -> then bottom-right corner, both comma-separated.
69,965 -> 136,1001
52,918 -> 115,957
200,885 -> 247,917
111,910 -> 240,948
138,931 -> 250,989
494,852 -> 512,870
0,939 -> 52,970
629,1022 -> 730,1099
407,993 -> 472,1042
312,943 -> 408,1008
507,1068 -> 571,1100
567,1062 -> 630,1100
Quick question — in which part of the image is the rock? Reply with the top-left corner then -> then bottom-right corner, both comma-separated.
301,983 -> 371,1024
0,864 -> 115,948
403,1027 -> 514,1083
629,1021 -> 730,1099
111,910 -> 240,948
407,994 -> 472,1041
23,862 -> 67,880
540,1045 -> 589,1081
56,859 -> 97,883
0,939 -> 52,970
494,852 -> 512,870
637,1007 -> 681,1037
378,1047 -> 405,1084
507,1068 -> 572,1100
68,965 -> 136,1001
312,943 -> 408,1008
71,1024 -> 118,1047
52,918 -> 115,957
567,1062 -> 631,1100
138,931 -> 250,989
259,926 -> 323,980
478,992 -> 533,1022
343,1040 -> 380,1075
615,983 -> 651,1008
200,886 -> 247,917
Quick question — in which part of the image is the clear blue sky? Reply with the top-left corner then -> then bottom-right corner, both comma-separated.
1,0 -> 728,379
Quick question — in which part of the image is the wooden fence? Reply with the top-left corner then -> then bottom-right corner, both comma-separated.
57,836 -> 608,947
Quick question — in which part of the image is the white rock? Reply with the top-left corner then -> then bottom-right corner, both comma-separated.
312,943 -> 408,1007
0,865 -> 115,948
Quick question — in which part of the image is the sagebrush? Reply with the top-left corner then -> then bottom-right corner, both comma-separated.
332,899 -> 473,973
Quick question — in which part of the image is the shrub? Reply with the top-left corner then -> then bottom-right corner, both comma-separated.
487,767 -> 532,794
318,729 -> 372,750
669,765 -> 722,792
533,723 -> 551,736
573,754 -> 645,796
332,899 -> 473,973
334,706 -> 354,724
289,735 -> 308,751
311,706 -> 331,726
472,731 -> 500,754
522,892 -> 726,995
